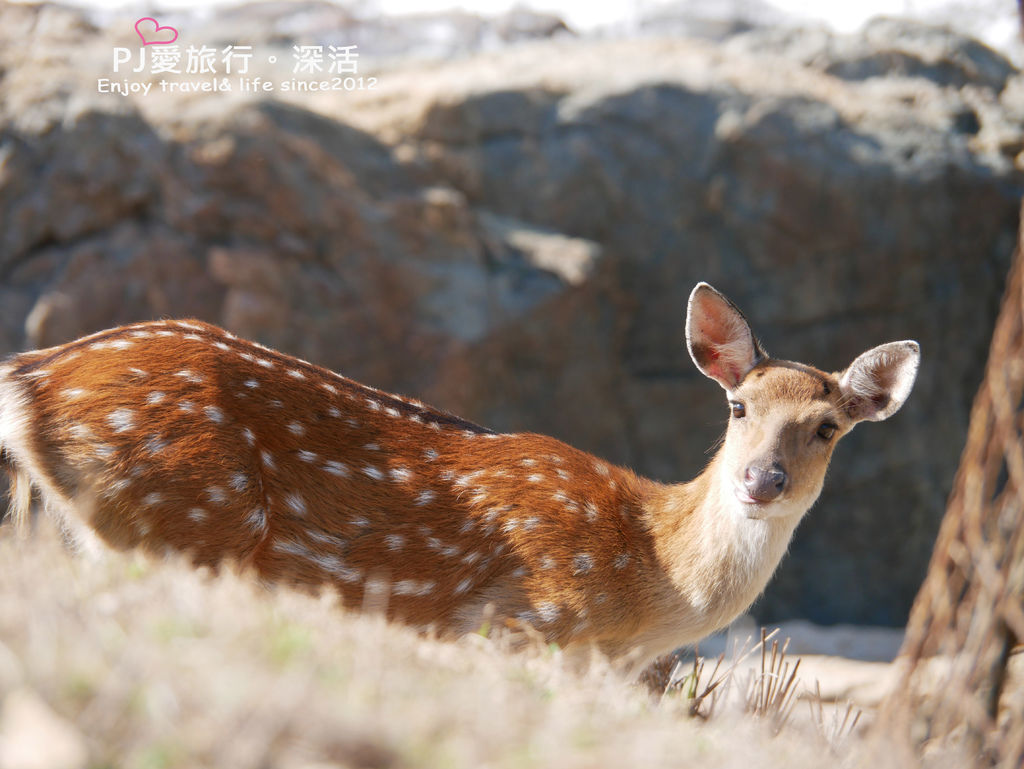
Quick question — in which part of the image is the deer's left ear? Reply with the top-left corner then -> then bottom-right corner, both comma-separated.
838,341 -> 920,423
686,283 -> 766,391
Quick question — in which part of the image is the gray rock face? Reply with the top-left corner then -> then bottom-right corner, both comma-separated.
0,3 -> 1021,626
727,17 -> 1019,93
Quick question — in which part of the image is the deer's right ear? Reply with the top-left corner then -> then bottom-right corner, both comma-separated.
838,340 -> 920,423
686,283 -> 766,391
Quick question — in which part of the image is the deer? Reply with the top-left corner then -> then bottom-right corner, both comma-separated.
0,283 -> 919,670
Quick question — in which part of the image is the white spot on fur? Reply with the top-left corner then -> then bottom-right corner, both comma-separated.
244,379 -> 260,389
256,359 -> 274,369
288,421 -> 306,436
556,469 -> 571,482
593,461 -> 610,476
454,577 -> 473,595
320,383 -> 338,395
213,341 -> 230,351
230,472 -> 248,491
502,519 -> 519,533
107,408 -> 135,433
144,434 -> 168,455
481,509 -> 501,525
393,580 -> 435,597
287,369 -> 305,380
261,450 -> 276,470
614,553 -> 630,570
521,459 -> 537,467
146,391 -> 166,405
61,388 -> 87,400
246,507 -> 267,531
527,474 -> 544,483
323,460 -> 349,477
206,486 -> 227,505
454,470 -> 483,488
385,407 -> 401,418
297,450 -> 318,463
90,340 -> 132,351
573,553 -> 593,575
384,534 -> 405,551
178,400 -> 196,413
362,465 -> 384,481
540,556 -> 556,570
175,369 -> 204,384
423,448 -> 438,462
536,602 -> 561,623
390,467 -> 413,483
142,492 -> 163,507
188,507 -> 207,522
284,493 -> 307,516
363,443 -> 380,451
584,501 -> 600,523
242,427 -> 255,446
204,405 -> 225,423
104,478 -> 131,496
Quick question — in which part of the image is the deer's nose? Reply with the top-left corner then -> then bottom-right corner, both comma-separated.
743,463 -> 787,502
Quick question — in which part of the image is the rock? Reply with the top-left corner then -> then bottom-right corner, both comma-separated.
0,2 -> 1021,627
697,617 -> 905,663
493,8 -> 572,42
727,16 -> 1019,92
387,36 -> 1024,624
180,1 -> 572,64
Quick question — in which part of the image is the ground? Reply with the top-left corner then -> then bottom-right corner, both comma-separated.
0,519 -> 910,769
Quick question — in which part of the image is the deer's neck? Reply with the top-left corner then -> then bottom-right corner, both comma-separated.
641,455 -> 803,628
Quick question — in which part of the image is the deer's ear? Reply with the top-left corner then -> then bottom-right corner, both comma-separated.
686,283 -> 766,391
838,341 -> 920,423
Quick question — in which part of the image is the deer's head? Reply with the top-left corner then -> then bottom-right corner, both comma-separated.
686,283 -> 919,521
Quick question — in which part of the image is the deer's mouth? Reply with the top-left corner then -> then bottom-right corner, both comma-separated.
732,484 -> 775,517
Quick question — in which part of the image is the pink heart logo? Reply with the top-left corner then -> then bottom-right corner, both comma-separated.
134,17 -> 178,46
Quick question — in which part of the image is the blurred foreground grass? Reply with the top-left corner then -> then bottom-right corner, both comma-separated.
0,522 -> 892,769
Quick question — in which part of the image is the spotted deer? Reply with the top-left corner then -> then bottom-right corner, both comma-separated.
0,284 -> 919,668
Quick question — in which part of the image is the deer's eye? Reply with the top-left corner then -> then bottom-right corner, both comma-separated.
816,422 -> 837,440
730,401 -> 746,419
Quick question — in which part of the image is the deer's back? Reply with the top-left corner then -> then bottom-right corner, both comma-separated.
2,320 -> 658,640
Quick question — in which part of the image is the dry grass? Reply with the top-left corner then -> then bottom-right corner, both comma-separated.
744,629 -> 802,735
0,522 -> 904,769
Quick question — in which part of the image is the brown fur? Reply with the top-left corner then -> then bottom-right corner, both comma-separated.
0,296 -> 919,669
